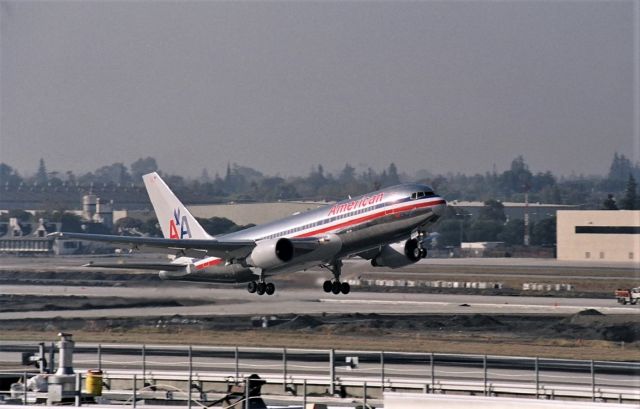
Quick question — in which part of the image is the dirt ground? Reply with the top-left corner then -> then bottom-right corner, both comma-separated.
1,294 -> 638,361
1,259 -> 638,361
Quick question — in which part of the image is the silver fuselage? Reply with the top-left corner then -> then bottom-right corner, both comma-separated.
161,183 -> 446,283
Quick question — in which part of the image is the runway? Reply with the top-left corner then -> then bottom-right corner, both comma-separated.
1,284 -> 638,320
1,255 -> 639,321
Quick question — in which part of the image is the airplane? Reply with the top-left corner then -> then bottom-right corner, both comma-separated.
55,172 -> 446,295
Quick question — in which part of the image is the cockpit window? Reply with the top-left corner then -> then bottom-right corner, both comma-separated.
411,190 -> 436,200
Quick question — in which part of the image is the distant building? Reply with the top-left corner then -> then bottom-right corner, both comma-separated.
449,201 -> 580,222
83,194 -> 114,228
557,210 -> 640,262
0,192 -> 115,255
460,241 -> 506,257
0,217 -> 80,255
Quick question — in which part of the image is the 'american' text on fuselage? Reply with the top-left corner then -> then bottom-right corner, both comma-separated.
327,193 -> 385,216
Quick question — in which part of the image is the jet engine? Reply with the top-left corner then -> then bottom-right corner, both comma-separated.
371,238 -> 425,268
246,238 -> 295,270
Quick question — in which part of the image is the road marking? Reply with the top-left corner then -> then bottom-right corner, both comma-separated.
320,299 -> 450,306
318,299 -> 640,314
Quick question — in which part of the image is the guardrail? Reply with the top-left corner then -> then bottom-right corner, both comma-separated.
1,368 -> 637,407
1,343 -> 638,405
3,343 -> 638,375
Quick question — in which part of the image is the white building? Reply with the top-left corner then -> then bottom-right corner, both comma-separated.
450,200 -> 580,222
557,210 -> 640,262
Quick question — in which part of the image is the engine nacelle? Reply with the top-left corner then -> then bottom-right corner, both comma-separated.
247,238 -> 295,269
371,239 -> 423,268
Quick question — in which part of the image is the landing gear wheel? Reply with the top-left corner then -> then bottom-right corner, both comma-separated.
420,248 -> 427,258
247,281 -> 257,293
412,246 -> 421,260
340,282 -> 350,295
323,280 -> 332,293
321,260 -> 344,294
331,281 -> 341,295
265,282 -> 275,295
257,282 -> 266,295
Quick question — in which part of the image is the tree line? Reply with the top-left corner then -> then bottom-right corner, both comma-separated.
1,153 -> 638,248
2,153 -> 639,208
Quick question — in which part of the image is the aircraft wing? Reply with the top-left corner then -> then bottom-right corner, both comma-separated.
52,232 -> 256,259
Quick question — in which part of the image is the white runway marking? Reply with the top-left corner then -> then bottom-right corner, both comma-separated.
319,298 -> 640,314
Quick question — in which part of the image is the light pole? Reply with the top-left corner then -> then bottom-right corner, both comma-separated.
456,213 -> 471,248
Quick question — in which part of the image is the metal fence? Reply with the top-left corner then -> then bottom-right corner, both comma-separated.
1,343 -> 638,406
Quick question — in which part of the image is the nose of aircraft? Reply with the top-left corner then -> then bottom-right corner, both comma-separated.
433,197 -> 447,217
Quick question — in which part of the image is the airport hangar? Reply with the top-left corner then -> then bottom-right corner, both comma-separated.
556,210 -> 640,263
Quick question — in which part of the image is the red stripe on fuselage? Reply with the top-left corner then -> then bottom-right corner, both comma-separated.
296,199 -> 445,238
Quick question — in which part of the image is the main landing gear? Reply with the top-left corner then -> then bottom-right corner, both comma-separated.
321,260 -> 350,295
247,280 -> 276,296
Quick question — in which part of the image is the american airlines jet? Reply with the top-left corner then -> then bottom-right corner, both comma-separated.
56,172 -> 446,295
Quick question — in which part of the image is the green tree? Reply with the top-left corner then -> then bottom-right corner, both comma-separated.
498,156 -> 532,195
433,206 -> 472,246
94,163 -> 131,185
84,222 -> 111,234
339,164 -> 356,183
608,153 -> 633,181
478,199 -> 506,222
498,219 -> 524,246
531,216 -> 556,246
130,157 -> 158,182
604,152 -> 635,191
0,163 -> 22,187
197,217 -> 244,235
59,213 -> 84,233
223,163 -> 249,193
620,174 -> 638,210
602,194 -> 618,210
466,219 -> 503,242
308,165 -> 327,190
531,171 -> 556,192
140,218 -> 162,237
384,163 -> 400,186
35,158 -> 48,185
436,219 -> 466,247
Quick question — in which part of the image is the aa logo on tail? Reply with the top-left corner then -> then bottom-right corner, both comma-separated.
169,208 -> 192,239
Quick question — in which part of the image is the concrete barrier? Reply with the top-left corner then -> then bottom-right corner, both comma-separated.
384,392 -> 639,409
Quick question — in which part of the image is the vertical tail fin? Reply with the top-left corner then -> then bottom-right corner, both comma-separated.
142,172 -> 212,240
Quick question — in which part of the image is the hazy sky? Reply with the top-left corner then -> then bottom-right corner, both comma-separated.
1,0 -> 638,179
